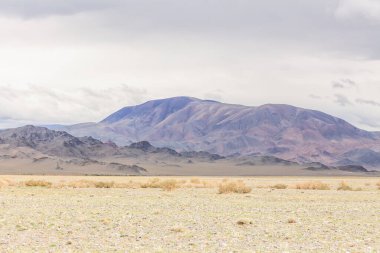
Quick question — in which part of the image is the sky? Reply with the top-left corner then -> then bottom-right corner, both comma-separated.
1,0 -> 380,130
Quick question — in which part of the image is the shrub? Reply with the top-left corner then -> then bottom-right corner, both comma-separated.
190,178 -> 201,184
141,178 -> 161,188
24,180 -> 52,187
0,179 -> 12,188
337,181 -> 353,191
170,226 -> 185,233
295,181 -> 330,190
159,179 -> 179,191
271,184 -> 288,189
94,181 -> 115,188
377,181 -> 380,190
287,218 -> 296,224
218,181 -> 252,194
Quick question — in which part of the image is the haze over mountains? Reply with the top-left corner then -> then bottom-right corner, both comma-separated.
48,96 -> 380,169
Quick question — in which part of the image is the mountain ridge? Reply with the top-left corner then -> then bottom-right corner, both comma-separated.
44,96 -> 380,168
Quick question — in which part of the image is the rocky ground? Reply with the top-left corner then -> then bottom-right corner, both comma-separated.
0,176 -> 379,252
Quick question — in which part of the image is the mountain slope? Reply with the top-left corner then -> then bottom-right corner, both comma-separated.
0,125 -> 118,158
47,97 -> 380,167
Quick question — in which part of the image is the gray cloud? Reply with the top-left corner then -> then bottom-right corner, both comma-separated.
356,98 -> 380,107
0,1 -> 379,58
0,0 -> 118,18
0,0 -> 380,131
0,84 -> 147,125
309,94 -> 322,100
332,78 -> 357,89
334,94 -> 352,107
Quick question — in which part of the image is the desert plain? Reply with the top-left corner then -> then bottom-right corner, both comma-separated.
0,175 -> 379,252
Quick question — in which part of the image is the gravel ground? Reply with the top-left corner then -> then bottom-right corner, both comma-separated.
0,177 -> 379,252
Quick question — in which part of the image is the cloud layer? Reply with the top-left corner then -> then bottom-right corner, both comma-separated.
0,0 -> 380,130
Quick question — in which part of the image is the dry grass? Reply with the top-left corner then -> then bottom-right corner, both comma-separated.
337,181 -> 353,191
190,178 -> 201,184
295,181 -> 330,190
1,176 -> 379,252
23,180 -> 52,187
218,180 -> 252,194
170,226 -> 185,233
337,181 -> 363,191
271,183 -> 288,189
67,180 -> 115,188
0,179 -> 13,188
159,179 -> 179,191
140,178 -> 161,188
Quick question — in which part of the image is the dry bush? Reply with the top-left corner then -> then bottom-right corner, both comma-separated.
170,226 -> 185,233
159,179 -> 179,191
141,178 -> 161,188
24,180 -> 52,187
140,178 -> 180,191
377,181 -> 380,190
190,178 -> 201,184
271,184 -> 288,189
0,179 -> 13,188
287,218 -> 296,224
337,181 -> 353,191
218,181 -> 252,194
295,181 -> 330,190
67,180 -> 96,188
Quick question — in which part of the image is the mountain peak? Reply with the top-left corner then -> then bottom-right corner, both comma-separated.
101,96 -> 213,124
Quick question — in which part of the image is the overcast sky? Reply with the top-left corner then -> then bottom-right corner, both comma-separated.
1,0 -> 380,130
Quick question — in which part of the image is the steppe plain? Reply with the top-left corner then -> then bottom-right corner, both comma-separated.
0,175 -> 379,252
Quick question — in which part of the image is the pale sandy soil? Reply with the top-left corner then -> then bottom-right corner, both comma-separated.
0,176 -> 379,252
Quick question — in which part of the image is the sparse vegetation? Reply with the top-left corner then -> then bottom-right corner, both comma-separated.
190,178 -> 201,184
0,176 -> 379,251
295,181 -> 330,190
271,183 -> 288,189
337,181 -> 353,191
336,182 -> 363,191
23,180 -> 52,187
170,226 -> 185,233
159,179 -> 179,191
377,181 -> 380,190
0,179 -> 12,188
218,180 -> 252,194
140,178 -> 161,188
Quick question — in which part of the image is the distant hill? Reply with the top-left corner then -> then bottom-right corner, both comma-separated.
46,96 -> 380,168
0,125 -> 346,176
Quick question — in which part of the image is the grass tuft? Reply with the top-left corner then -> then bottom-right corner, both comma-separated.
271,184 -> 288,189
218,181 -> 252,194
337,181 -> 353,191
159,179 -> 179,191
24,180 -> 52,187
295,181 -> 330,190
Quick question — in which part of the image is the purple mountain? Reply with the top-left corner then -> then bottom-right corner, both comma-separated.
48,97 -> 380,167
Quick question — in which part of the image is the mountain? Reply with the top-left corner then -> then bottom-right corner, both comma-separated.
0,125 -> 375,176
0,125 -> 118,158
46,96 -> 380,168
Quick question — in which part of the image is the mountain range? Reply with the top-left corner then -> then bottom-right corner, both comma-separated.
0,125 -> 374,176
47,96 -> 380,169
